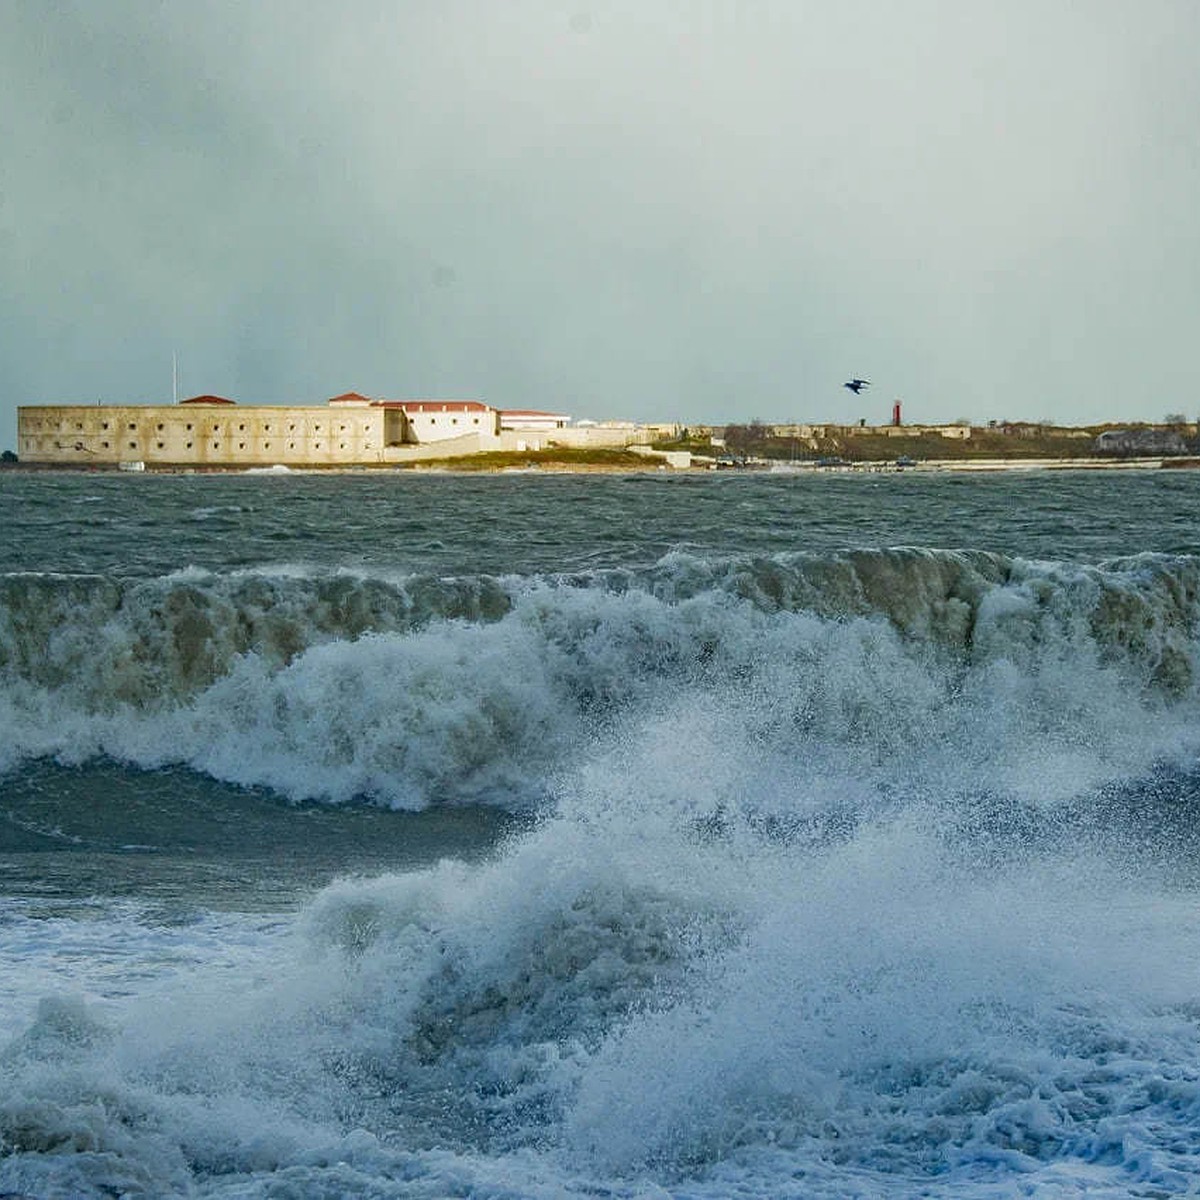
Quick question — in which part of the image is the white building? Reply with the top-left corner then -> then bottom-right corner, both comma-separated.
382,400 -> 500,444
498,409 -> 571,432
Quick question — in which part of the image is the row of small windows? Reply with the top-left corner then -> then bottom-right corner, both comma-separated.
39,418 -> 309,432
41,419 -> 373,437
47,426 -> 367,440
28,438 -> 370,453
28,421 -> 380,458
45,418 -> 361,431
30,438 -> 371,450
35,426 -> 374,439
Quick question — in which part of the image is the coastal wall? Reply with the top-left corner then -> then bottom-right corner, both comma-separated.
381,434 -> 488,463
18,404 -> 389,467
16,403 -> 650,467
538,425 -> 649,449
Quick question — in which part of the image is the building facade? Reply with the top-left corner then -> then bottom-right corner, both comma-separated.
18,398 -> 390,468
498,409 -> 571,432
16,395 -> 650,467
1094,428 -> 1188,456
386,401 -> 501,444
17,395 -> 509,468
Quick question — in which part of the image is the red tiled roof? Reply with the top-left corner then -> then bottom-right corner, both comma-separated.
373,400 -> 492,413
328,392 -> 372,404
180,395 -> 236,405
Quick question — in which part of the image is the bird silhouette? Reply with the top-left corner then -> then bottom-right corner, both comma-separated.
843,379 -> 870,394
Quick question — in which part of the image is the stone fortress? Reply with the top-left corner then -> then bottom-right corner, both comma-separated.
16,392 -> 660,469
21,393 -> 1180,471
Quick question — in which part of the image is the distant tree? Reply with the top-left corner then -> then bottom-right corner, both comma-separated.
723,424 -> 752,451
0,450 -> 17,463
1164,412 -> 1188,426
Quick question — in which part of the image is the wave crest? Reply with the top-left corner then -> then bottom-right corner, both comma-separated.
1,551 -> 1198,808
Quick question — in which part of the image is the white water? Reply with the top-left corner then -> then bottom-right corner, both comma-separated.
4,537 -> 1200,1196
5,734 -> 1200,1197
2,551 -> 1198,808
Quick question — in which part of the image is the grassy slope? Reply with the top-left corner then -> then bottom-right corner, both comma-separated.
660,429 -> 1106,462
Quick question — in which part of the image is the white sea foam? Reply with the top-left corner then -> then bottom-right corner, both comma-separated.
4,727 -> 1200,1198
9,475 -> 1200,1196
4,550 -> 1200,1194
0,551 -> 1199,810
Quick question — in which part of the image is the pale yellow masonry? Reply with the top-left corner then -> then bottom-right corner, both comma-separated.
15,397 -> 651,468
17,402 -> 390,467
16,400 -> 506,468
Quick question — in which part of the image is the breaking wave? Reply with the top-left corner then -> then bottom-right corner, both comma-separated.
5,544 -> 1200,1196
4,697 -> 1200,1197
1,549 -> 1198,810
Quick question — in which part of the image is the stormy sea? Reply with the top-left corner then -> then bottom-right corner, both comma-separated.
3,467 -> 1200,1199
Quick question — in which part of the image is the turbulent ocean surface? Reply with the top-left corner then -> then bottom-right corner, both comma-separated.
4,467 -> 1200,1199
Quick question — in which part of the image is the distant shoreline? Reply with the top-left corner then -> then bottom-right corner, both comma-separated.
2,456 -> 1199,477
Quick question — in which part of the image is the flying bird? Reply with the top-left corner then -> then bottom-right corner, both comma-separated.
843,379 -> 871,394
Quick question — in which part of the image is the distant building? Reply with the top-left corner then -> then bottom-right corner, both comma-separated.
498,409 -> 571,432
20,396 -> 384,468
16,394 -> 649,467
16,394 -> 500,468
835,423 -> 973,440
1093,428 -> 1188,456
381,400 -> 499,444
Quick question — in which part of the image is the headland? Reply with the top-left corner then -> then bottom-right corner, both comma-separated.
10,392 -> 1198,475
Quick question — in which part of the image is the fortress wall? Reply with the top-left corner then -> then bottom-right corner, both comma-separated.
539,426 -> 647,449
18,406 -> 387,467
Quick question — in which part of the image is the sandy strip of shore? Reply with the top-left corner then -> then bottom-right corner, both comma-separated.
4,457 -> 1198,477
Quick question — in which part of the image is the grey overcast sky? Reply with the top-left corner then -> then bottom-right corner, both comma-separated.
2,0 -> 1199,446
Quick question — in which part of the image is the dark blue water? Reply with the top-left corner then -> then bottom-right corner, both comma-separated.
3,468 -> 1199,577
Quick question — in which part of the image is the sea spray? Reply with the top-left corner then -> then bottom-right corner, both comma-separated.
6,736 -> 1200,1197
1,551 -> 1198,809
5,471 -> 1200,1197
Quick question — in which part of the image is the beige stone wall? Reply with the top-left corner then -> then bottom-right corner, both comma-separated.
629,445 -> 693,468
401,407 -> 500,444
381,433 -> 487,462
18,405 -> 388,466
640,423 -> 683,440
841,423 -> 973,440
770,424 -> 833,439
540,425 -> 648,449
